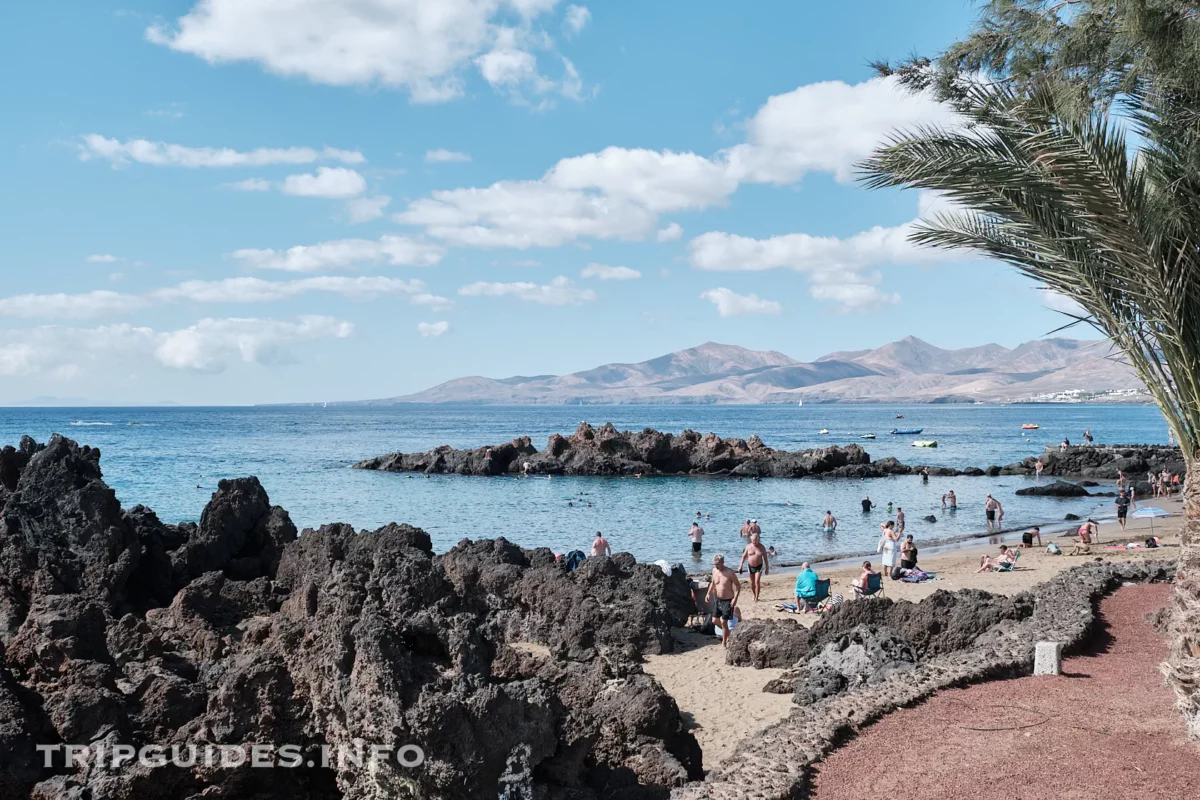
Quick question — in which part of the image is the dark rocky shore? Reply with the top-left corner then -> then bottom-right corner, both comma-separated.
0,435 -> 701,799
354,422 -> 1184,484
0,433 -> 1183,799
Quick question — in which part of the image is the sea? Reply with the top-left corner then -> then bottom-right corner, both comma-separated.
0,404 -> 1170,566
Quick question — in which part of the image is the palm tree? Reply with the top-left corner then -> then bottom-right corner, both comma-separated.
859,82 -> 1200,737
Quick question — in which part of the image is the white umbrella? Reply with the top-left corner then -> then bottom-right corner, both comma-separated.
1132,507 -> 1170,537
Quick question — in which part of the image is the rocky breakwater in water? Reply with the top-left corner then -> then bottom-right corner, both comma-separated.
0,434 -> 702,799
354,421 -> 908,479
1020,444 -> 1184,481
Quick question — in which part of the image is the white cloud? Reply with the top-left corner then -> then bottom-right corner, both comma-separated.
231,235 -> 445,272
397,181 -> 657,248
686,191 -> 957,311
0,290 -> 145,319
723,77 -> 956,184
563,5 -> 590,35
226,177 -> 271,191
0,277 -> 452,320
580,263 -> 640,280
392,77 -> 950,248
809,283 -> 900,311
281,167 -> 367,199
458,275 -> 595,305
700,288 -> 782,318
656,223 -> 683,242
1040,288 -> 1087,317
417,320 -> 450,338
86,254 -> 121,263
146,0 -> 577,103
345,195 -> 393,223
0,316 -> 352,377
425,149 -> 472,163
79,135 -> 364,168
155,316 -> 353,370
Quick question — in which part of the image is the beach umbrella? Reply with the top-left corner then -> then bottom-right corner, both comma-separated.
1132,507 -> 1170,537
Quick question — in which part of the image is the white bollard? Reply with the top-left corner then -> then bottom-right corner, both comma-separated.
1034,641 -> 1064,676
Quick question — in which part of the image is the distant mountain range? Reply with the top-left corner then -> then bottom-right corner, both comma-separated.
355,337 -> 1148,405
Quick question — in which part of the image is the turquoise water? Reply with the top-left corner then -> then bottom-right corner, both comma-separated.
0,404 -> 1169,565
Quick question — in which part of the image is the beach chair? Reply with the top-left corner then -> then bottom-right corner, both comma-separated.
994,550 -> 1021,572
853,572 -> 883,598
799,579 -> 831,612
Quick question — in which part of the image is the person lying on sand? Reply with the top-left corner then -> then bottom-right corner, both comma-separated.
705,554 -> 741,648
976,545 -> 1017,573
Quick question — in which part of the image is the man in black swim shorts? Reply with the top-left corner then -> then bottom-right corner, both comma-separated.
737,532 -> 769,601
705,554 -> 741,648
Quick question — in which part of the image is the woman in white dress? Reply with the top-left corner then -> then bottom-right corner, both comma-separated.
879,521 -> 900,575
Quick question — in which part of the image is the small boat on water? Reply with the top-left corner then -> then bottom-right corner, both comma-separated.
890,428 -> 924,435
912,440 -> 938,448
818,428 -> 830,435
895,414 -> 904,419
1021,423 -> 1039,430
861,434 -> 876,439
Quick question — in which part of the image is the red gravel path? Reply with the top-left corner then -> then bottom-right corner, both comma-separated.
813,584 -> 1199,800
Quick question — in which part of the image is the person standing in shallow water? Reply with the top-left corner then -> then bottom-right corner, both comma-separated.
705,554 -> 741,648
984,494 -> 1003,531
688,521 -> 704,554
821,510 -> 837,533
861,495 -> 874,513
737,532 -> 769,601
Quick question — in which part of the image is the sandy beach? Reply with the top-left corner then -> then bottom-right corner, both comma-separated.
644,497 -> 1185,769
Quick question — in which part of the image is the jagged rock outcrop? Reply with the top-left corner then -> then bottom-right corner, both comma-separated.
1021,444 -> 1184,479
760,588 -> 1033,696
0,436 -> 701,799
355,422 -> 882,478
724,619 -> 810,669
355,426 -> 1184,483
792,625 -> 917,705
1015,480 -> 1090,497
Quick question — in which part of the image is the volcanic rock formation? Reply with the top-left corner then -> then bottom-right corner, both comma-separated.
0,435 -> 701,799
354,422 -> 898,478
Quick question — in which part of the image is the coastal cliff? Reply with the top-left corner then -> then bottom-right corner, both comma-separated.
0,435 -> 700,799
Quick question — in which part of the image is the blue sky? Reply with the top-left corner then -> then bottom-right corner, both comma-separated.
0,0 -> 1074,405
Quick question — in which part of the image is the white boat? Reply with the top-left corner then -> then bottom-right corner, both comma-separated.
912,440 -> 938,448
861,434 -> 876,439
797,400 -> 803,407
818,428 -> 829,435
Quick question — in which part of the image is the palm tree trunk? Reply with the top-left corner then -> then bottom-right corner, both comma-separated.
1167,458 -> 1200,738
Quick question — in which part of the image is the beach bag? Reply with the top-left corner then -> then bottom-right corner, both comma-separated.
564,550 -> 587,571
1046,543 -> 1061,555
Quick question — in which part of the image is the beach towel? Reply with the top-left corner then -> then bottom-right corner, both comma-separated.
900,569 -> 938,583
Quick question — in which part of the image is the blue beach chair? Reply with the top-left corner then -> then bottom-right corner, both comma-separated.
853,572 -> 884,598
799,578 -> 832,612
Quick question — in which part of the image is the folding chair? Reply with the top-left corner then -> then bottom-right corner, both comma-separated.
799,578 -> 832,612
853,572 -> 884,598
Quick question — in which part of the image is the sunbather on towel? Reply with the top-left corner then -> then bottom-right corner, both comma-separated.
976,545 -> 1016,573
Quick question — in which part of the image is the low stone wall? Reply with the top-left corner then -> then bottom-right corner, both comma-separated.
672,559 -> 1176,799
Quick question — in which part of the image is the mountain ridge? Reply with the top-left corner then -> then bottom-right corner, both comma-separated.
353,337 -> 1146,405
